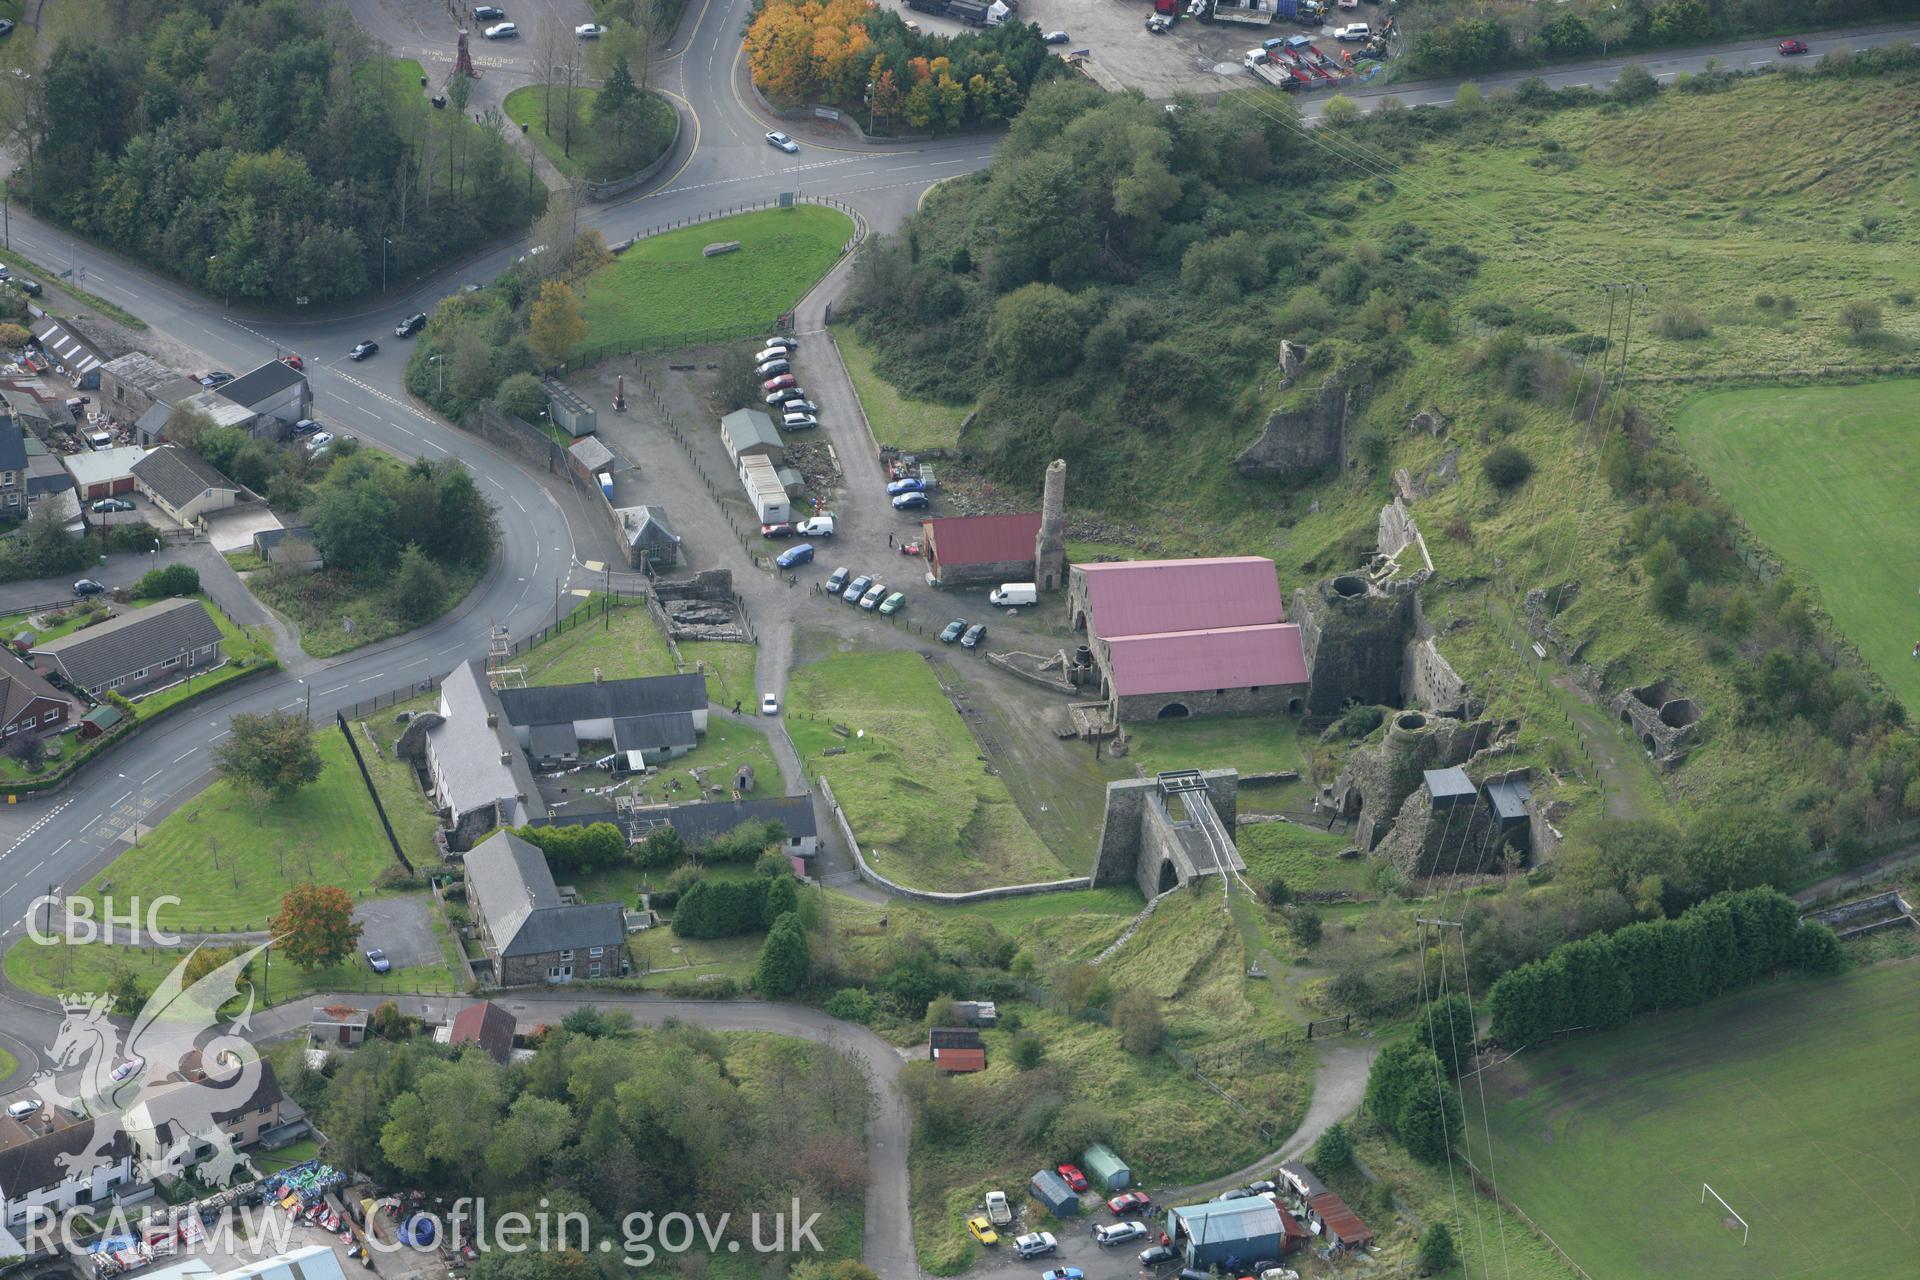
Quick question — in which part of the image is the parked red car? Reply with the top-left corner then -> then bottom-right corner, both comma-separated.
278,354 -> 304,370
1106,1191 -> 1150,1215
1777,38 -> 1808,55
762,373 -> 797,392
1057,1164 -> 1089,1193
760,523 -> 794,539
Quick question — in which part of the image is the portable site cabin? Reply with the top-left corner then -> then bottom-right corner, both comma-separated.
1081,1143 -> 1132,1191
1028,1169 -> 1080,1218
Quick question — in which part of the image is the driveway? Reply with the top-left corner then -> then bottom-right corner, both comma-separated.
352,895 -> 443,971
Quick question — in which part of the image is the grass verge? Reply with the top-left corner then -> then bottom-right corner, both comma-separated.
76,730 -> 406,932
788,650 -> 1064,892
0,248 -> 147,329
522,596 -> 675,685
580,206 -> 852,351
831,323 -> 969,453
502,85 -> 674,184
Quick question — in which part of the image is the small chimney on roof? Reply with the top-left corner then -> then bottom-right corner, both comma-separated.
593,667 -> 604,685
500,750 -> 512,765
486,712 -> 498,728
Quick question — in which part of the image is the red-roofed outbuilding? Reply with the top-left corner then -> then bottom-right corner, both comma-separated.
450,1001 -> 517,1063
920,512 -> 1043,589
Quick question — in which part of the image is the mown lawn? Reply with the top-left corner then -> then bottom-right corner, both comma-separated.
1478,963 -> 1920,1280
682,640 -> 760,712
831,324 -> 969,453
3,938 -> 459,1009
580,206 -> 852,349
502,85 -> 674,183
1677,379 -> 1920,715
787,650 -> 1064,892
1236,821 -> 1371,896
75,730 -> 405,932
521,596 -> 676,686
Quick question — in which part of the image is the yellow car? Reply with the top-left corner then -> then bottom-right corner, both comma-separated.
966,1215 -> 999,1246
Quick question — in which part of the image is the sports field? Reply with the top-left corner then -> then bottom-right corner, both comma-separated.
1478,963 -> 1920,1279
1677,380 -> 1920,714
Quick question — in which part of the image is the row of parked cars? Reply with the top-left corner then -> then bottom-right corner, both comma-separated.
755,336 -> 819,430
824,566 -> 905,615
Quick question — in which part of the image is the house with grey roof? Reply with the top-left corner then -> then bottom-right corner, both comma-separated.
618,505 -> 680,568
0,416 -> 26,517
30,599 -> 224,698
633,793 -> 818,857
423,660 -> 540,850
253,524 -> 323,570
497,671 -> 707,771
131,446 -> 241,525
462,830 -> 630,987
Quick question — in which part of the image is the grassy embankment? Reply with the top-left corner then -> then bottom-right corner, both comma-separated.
787,650 -> 1066,892
580,206 -> 853,350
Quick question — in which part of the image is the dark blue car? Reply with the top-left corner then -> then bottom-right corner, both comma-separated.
775,542 -> 815,569
886,477 -> 925,496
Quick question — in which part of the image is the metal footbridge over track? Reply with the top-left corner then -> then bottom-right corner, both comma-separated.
1157,770 -> 1259,910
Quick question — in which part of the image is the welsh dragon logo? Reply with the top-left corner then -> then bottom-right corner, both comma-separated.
29,941 -> 272,1188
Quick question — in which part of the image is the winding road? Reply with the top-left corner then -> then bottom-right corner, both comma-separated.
0,1 -> 1913,1272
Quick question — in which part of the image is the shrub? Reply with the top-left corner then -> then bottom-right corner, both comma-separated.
1652,304 -> 1710,340
1482,402 -> 1524,439
1482,444 -> 1535,491
1010,1032 -> 1045,1069
133,564 -> 201,599
1611,65 -> 1659,103
1893,290 -> 1915,307
1287,906 -> 1323,946
1313,1121 -> 1355,1173
823,987 -> 876,1023
1113,987 -> 1164,1055
1265,877 -> 1293,907
1838,301 -> 1883,338
1753,292 -> 1776,310
1418,1223 -> 1459,1275
494,372 -> 547,420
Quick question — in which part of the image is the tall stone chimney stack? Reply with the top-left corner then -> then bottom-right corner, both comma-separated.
1036,458 -> 1067,591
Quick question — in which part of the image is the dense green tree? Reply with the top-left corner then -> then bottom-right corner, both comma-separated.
389,544 -> 446,625
1417,1222 -> 1459,1275
988,283 -> 1090,382
761,873 -> 799,927
1683,806 -> 1810,892
494,372 -> 548,420
133,564 -> 201,599
214,711 -> 323,801
1417,993 -> 1476,1077
1313,1121 -> 1355,1173
1398,1074 -> 1465,1164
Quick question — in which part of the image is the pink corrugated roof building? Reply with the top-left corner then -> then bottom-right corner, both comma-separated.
1077,556 -> 1285,637
1105,624 -> 1309,696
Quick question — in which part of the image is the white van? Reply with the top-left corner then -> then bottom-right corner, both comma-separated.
6,1099 -> 40,1121
989,583 -> 1037,607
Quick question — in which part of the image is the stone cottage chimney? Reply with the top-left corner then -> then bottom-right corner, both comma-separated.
593,666 -> 604,685
1035,458 -> 1067,592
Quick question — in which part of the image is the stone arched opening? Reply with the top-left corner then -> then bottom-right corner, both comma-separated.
1157,860 -> 1179,895
1287,697 -> 1304,715
1157,702 -> 1191,720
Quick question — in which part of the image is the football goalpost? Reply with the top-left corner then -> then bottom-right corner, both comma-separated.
1701,1183 -> 1750,1246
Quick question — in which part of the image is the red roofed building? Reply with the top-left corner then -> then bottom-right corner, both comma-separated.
449,1000 -> 517,1063
1306,1192 -> 1373,1252
1069,557 -> 1308,722
928,1027 -> 987,1073
920,512 -> 1044,589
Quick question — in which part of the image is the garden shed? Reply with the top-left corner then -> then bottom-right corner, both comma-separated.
1081,1143 -> 1131,1191
545,379 -> 597,437
1028,1169 -> 1079,1218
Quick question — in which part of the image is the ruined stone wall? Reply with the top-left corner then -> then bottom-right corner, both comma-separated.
1233,382 -> 1348,478
1403,637 -> 1469,716
1113,682 -> 1307,723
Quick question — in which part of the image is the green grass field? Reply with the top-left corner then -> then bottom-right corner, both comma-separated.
77,730 -> 405,932
343,716 -> 451,870
1478,963 -> 1920,1280
502,85 -> 674,183
522,597 -> 676,685
1678,380 -> 1920,714
2,937 -> 460,1009
580,206 -> 852,350
1236,820 -> 1371,895
787,651 -> 1064,892
831,324 -> 969,453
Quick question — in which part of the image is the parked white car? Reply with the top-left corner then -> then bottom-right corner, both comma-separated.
575,22 -> 606,38
1334,23 -> 1372,41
